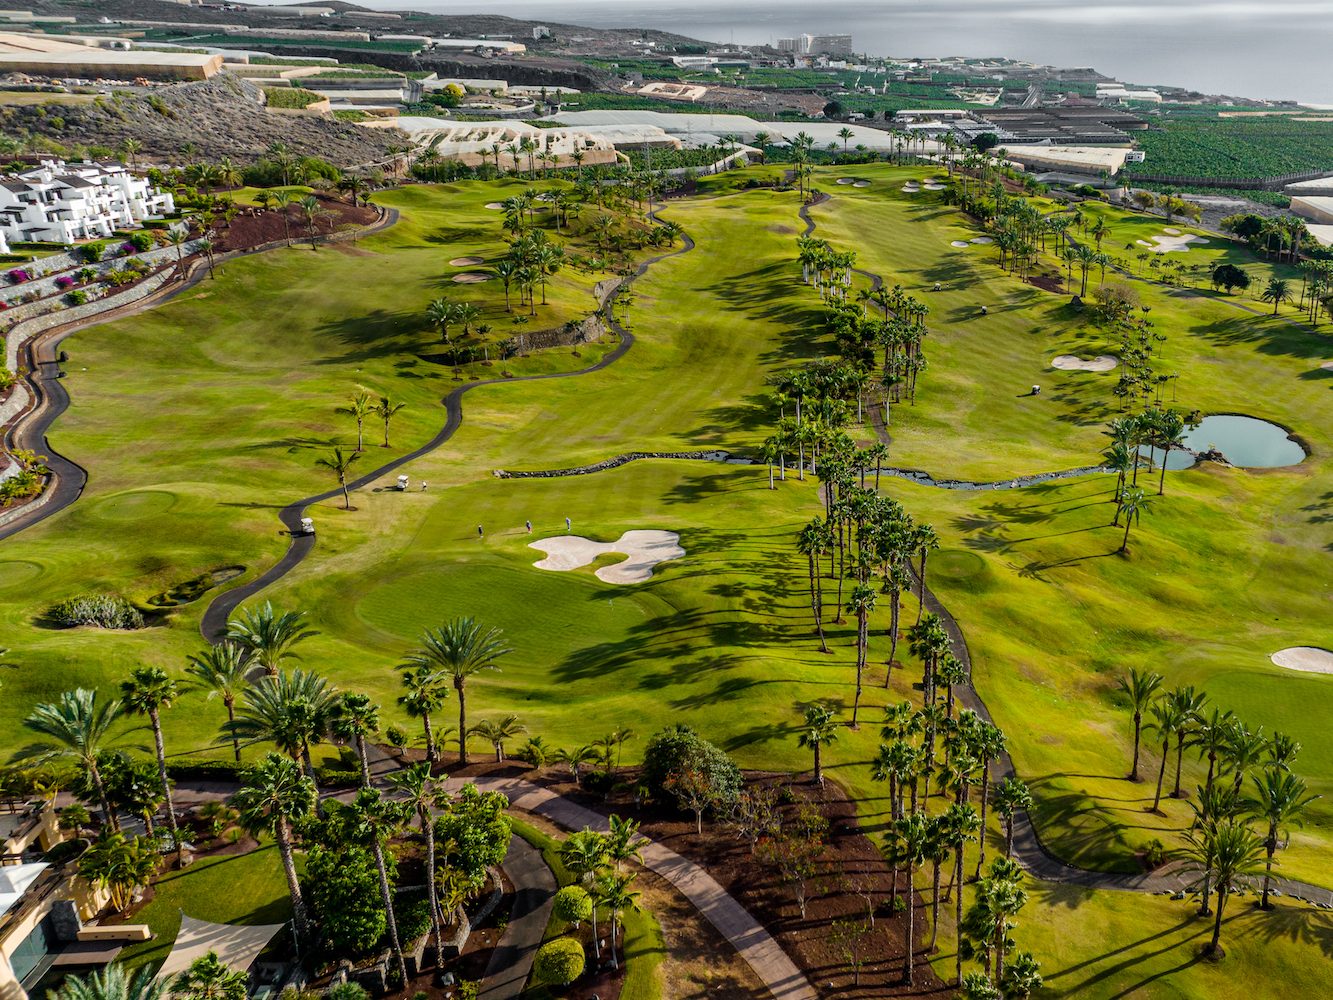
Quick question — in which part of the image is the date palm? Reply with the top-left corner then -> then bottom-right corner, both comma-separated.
1144,698 -> 1186,812
399,664 -> 448,764
1261,276 -> 1292,315
224,602 -> 318,676
1167,685 -> 1207,798
48,960 -> 169,1000
232,752 -> 316,942
375,395 -> 406,448
15,689 -> 143,832
1181,819 -> 1266,954
315,447 -> 361,509
992,778 -> 1033,858
1117,667 -> 1163,781
119,667 -> 184,865
888,810 -> 931,986
943,801 -> 981,984
331,692 -> 380,787
186,642 -> 252,763
336,391 -> 374,451
1191,707 -> 1236,793
342,788 -> 412,984
387,763 -> 448,957
470,714 -> 527,762
846,584 -> 876,725
403,618 -> 512,765
1115,486 -> 1154,555
222,668 -> 340,785
797,703 -> 839,785
1244,768 -> 1319,910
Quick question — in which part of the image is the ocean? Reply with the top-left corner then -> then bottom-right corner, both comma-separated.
303,0 -> 1333,105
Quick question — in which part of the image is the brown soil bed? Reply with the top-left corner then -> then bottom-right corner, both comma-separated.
214,196 -> 380,252
409,755 -> 951,999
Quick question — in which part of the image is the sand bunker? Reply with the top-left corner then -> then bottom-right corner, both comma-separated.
1271,647 -> 1333,673
452,272 -> 492,283
924,182 -> 946,190
449,256 -> 484,266
950,240 -> 970,248
853,180 -> 872,188
1137,232 -> 1210,253
530,530 -> 685,585
902,182 -> 921,192
970,236 -> 994,244
1052,354 -> 1118,372
1164,227 -> 1183,235
484,202 -> 506,210
1321,362 -> 1333,371
836,177 -> 855,185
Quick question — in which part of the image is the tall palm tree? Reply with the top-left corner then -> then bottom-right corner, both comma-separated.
924,813 -> 951,952
797,703 -> 839,785
913,523 -> 940,625
232,752 -> 317,942
1224,724 -> 1269,796
1145,698 -> 1186,812
1115,486 -> 1154,554
272,190 -> 295,246
1154,410 -> 1187,496
1244,768 -> 1319,910
222,668 -> 340,784
119,667 -> 184,865
15,689 -> 143,831
119,138 -> 143,172
1168,685 -> 1207,798
1181,819 -> 1267,954
992,778 -> 1033,858
846,584 -> 876,725
944,801 -> 981,985
402,618 -> 512,765
316,447 -> 362,509
594,871 -> 641,969
331,692 -> 380,787
224,602 -> 318,676
375,396 -> 407,447
186,642 -> 253,762
889,810 -> 931,986
797,520 -> 829,653
1191,706 -> 1236,793
342,789 -> 411,985
335,391 -> 374,451
388,764 -> 447,958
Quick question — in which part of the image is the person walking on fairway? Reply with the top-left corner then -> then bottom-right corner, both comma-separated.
565,516 -> 571,532
525,520 -> 532,534
421,481 -> 427,491
478,524 -> 483,538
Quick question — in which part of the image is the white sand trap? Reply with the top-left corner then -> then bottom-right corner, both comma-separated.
902,183 -> 920,192
924,182 -> 946,190
853,180 -> 872,188
530,530 -> 685,584
1052,354 -> 1118,372
1164,227 -> 1183,235
950,240 -> 970,248
449,256 -> 484,266
1145,233 -> 1210,254
836,177 -> 856,185
452,272 -> 492,283
970,236 -> 994,244
1321,361 -> 1333,371
484,202 -> 506,210
1271,647 -> 1333,673
1136,239 -> 1153,246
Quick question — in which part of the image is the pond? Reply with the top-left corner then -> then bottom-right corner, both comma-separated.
1143,415 -> 1305,470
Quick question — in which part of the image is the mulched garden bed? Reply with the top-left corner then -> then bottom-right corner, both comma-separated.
413,755 -> 952,999
214,196 -> 380,252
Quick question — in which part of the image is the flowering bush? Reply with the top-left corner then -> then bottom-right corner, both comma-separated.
55,276 -> 75,290
6,269 -> 30,284
121,242 -> 137,256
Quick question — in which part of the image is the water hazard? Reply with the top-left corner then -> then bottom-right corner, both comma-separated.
1146,415 -> 1305,471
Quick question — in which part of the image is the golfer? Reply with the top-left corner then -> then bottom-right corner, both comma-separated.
565,516 -> 571,531
526,520 -> 532,534
478,524 -> 483,538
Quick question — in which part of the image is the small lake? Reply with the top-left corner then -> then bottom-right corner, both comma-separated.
1143,415 -> 1305,471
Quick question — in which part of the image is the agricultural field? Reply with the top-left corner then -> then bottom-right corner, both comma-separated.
1123,115 -> 1333,180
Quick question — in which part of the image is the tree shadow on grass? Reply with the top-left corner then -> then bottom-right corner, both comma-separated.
242,435 -> 340,453
310,308 -> 431,366
1253,901 -> 1333,959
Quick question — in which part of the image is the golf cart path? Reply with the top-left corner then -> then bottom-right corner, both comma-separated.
197,213 -> 697,640
478,834 -> 557,1000
449,775 -> 813,1000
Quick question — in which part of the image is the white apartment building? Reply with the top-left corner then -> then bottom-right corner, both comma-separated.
777,34 -> 853,56
0,159 -> 175,252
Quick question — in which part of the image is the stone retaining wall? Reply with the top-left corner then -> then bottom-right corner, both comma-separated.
882,464 -> 1109,490
0,241 -> 203,316
494,450 -> 753,479
0,473 -> 57,527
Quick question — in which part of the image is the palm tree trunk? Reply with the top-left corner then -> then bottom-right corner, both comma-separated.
457,682 -> 468,765
1006,815 -> 1015,858
904,866 -> 915,985
1210,883 -> 1226,951
149,709 -> 183,866
227,699 -> 241,762
975,764 -> 991,878
277,818 -> 310,942
422,710 -> 436,764
885,590 -> 900,688
423,805 -> 445,964
954,848 -> 965,985
929,860 -> 942,951
1172,733 -> 1185,797
809,554 -> 828,653
916,552 -> 928,624
813,743 -> 822,785
1151,739 -> 1168,811
1130,715 -> 1142,780
90,762 -> 119,832
1262,840 -> 1275,910
372,835 -> 408,986
852,611 -> 866,725
356,735 -> 371,788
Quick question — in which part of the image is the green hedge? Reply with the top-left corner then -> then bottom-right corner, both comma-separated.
166,759 -> 243,782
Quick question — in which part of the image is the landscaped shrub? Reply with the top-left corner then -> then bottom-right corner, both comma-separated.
55,275 -> 74,290
166,759 -> 242,782
47,594 -> 145,629
67,291 -> 87,305
552,885 -> 591,926
127,231 -> 154,252
533,937 -> 585,985
6,268 -> 30,284
79,241 -> 106,263
305,844 -> 387,954
76,267 -> 95,282
392,890 -> 432,943
326,984 -> 369,1000
642,725 -> 742,804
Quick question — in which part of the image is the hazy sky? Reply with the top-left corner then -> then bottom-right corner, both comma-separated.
258,0 -> 1333,103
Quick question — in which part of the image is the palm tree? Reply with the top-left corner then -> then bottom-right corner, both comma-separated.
1154,410 -> 1187,496
1167,685 -> 1207,798
1261,277 -> 1292,316
375,396 -> 406,447
388,763 -> 447,957
1193,707 -> 1238,792
233,752 -> 317,941
398,664 -> 449,764
1244,768 -> 1319,909
48,961 -> 170,1000
336,391 -> 374,451
298,194 -> 322,249
913,523 -> 940,624
331,692 -> 380,787
1116,486 -> 1154,554
316,447 -> 362,509
1145,698 -> 1186,812
837,127 -> 854,154
222,668 -> 340,784
119,138 -> 143,172
119,667 -> 184,865
846,584 -> 876,725
606,815 -> 646,870
166,228 -> 189,274
798,520 -> 829,653
1117,668 -> 1163,781
889,810 -> 931,986
272,190 -> 295,246
402,618 -> 512,765
470,715 -> 526,762
1181,819 -> 1267,955
797,703 -> 838,785
343,789 -> 411,985
186,642 -> 253,762
924,813 -> 950,952
992,778 -> 1033,858
944,801 -> 981,985
1224,724 -> 1270,796
426,297 -> 457,342
595,871 -> 641,969
15,689 -> 142,831
753,130 -> 770,163
224,602 -> 318,676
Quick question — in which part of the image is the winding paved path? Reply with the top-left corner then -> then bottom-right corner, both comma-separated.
197,218 -> 696,640
478,834 -> 557,1000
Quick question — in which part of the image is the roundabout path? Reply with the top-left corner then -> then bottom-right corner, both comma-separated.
198,217 -> 696,639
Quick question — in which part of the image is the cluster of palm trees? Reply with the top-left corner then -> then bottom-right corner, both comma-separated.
866,696 -> 1035,989
555,819 -> 646,970
1294,260 -> 1333,325
492,229 -> 566,315
1119,668 -> 1319,955
763,360 -> 871,485
796,236 -> 857,303
334,390 -> 407,451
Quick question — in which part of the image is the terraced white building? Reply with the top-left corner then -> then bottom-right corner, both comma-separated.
0,159 -> 175,252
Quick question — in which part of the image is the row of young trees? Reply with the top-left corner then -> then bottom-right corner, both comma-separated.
1118,668 -> 1320,955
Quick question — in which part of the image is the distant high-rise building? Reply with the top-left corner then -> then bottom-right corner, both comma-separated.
800,33 -> 852,56
776,37 -> 799,52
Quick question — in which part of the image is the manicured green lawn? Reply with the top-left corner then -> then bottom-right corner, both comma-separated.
118,842 -> 298,973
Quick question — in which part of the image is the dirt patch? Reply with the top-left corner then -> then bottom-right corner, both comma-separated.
1026,271 -> 1065,293
768,225 -> 797,235
216,196 -> 379,252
